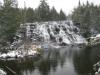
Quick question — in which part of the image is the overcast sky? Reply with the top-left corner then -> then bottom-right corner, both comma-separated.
1,0 -> 100,14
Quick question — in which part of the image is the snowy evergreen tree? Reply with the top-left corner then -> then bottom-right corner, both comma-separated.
50,7 -> 59,21
59,9 -> 67,20
4,0 -> 18,8
37,0 -> 50,21
72,1 -> 100,38
26,8 -> 35,22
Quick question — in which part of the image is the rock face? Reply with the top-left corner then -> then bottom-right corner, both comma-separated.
16,21 -> 87,45
88,34 -> 100,46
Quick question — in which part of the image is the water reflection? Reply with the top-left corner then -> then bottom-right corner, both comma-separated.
73,45 -> 100,75
73,46 -> 93,75
0,45 -> 100,75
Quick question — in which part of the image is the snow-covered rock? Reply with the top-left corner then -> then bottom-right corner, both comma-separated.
0,44 -> 41,59
96,34 -> 100,38
19,21 -> 87,45
88,34 -> 100,45
0,69 -> 6,75
93,61 -> 100,75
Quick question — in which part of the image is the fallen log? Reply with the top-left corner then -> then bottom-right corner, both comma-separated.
5,66 -> 16,75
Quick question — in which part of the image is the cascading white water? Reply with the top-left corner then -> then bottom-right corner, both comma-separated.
20,21 -> 87,45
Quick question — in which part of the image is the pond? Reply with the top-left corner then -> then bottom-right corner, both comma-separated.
0,45 -> 100,75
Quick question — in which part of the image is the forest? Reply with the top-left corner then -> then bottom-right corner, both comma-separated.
72,1 -> 100,38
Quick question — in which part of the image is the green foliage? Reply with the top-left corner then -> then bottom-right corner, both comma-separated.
4,0 -> 18,8
0,0 -> 20,45
72,1 -> 100,38
59,9 -> 67,20
19,0 -> 67,22
37,0 -> 50,21
26,8 -> 35,22
29,0 -> 66,22
50,7 -> 59,21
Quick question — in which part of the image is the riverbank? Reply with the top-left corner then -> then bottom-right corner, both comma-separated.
86,34 -> 100,46
0,44 -> 42,59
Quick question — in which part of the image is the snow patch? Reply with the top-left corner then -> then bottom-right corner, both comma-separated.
0,45 -> 41,59
0,69 -> 6,75
96,34 -> 100,38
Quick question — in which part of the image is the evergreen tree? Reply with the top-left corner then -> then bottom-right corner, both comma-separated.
37,0 -> 50,21
26,8 -> 35,22
50,7 -> 59,21
72,1 -> 100,38
59,9 -> 67,20
0,0 -> 20,45
4,0 -> 18,8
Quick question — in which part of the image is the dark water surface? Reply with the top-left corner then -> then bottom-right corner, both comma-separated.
0,45 -> 100,75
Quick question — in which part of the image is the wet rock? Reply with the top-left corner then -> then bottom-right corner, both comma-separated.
59,37 -> 63,42
59,42 -> 67,46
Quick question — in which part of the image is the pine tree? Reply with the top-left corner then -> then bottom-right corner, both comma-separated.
37,0 -> 50,21
79,0 -> 81,7
59,9 -> 67,20
50,7 -> 59,21
0,0 -> 20,45
26,8 -> 35,22
72,1 -> 100,38
4,0 -> 18,8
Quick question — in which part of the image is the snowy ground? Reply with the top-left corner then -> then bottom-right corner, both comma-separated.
0,69 -> 6,75
0,44 -> 41,59
88,34 -> 100,45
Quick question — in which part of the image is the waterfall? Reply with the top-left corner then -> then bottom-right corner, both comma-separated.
18,21 -> 87,45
